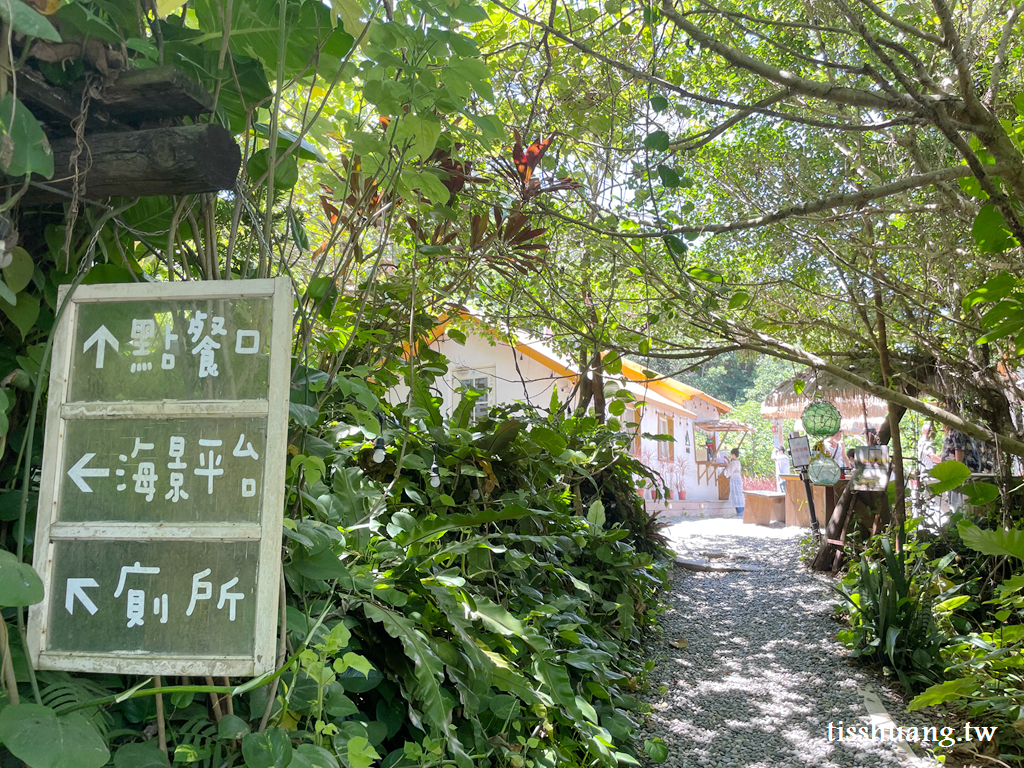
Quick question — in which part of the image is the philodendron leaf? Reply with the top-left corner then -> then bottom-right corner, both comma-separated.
928,460 -> 971,493
960,481 -> 1000,506
0,549 -> 43,606
0,0 -> 60,41
0,94 -> 54,178
644,737 -> 669,763
241,727 -> 293,768
0,704 -> 109,768
958,521 -> 1024,562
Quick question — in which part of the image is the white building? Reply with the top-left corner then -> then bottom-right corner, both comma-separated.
394,319 -> 743,517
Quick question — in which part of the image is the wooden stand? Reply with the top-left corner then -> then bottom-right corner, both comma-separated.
782,475 -> 848,528
743,490 -> 786,526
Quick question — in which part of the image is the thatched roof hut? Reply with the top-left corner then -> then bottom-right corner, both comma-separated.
761,370 -> 888,434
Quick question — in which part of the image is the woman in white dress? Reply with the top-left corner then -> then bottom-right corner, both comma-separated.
724,448 -> 744,517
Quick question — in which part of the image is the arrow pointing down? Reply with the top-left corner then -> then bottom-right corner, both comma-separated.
66,578 -> 99,615
68,452 -> 110,492
83,325 -> 119,368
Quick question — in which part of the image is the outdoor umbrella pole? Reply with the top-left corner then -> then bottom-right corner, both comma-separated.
801,469 -> 822,540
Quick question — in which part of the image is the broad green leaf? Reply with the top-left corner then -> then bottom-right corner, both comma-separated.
470,595 -> 549,650
650,95 -> 668,112
217,714 -> 250,740
405,170 -> 450,205
247,148 -> 299,190
962,271 -> 1017,310
113,742 -> 167,768
0,0 -> 60,41
241,727 -> 293,768
488,693 -> 520,720
928,460 -> 972,493
3,247 -> 34,293
529,425 -> 567,454
587,499 -> 606,528
958,521 -> 1024,561
334,651 -> 373,678
0,94 -> 54,178
395,503 -> 533,546
656,164 -> 680,187
643,130 -> 670,152
403,114 -> 441,160
362,603 -> 450,732
934,595 -> 970,612
644,737 -> 668,763
295,744 -> 340,768
347,736 -> 381,768
0,704 -> 109,768
907,677 -> 980,711
972,203 -> 1018,253
961,481 -> 1000,506
0,548 -> 43,606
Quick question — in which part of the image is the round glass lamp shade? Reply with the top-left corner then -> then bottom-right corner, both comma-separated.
808,455 -> 841,486
801,400 -> 842,438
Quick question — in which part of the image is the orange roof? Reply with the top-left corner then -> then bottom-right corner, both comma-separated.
619,358 -> 731,414
417,314 -> 728,417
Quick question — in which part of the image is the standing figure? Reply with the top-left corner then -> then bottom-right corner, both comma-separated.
772,446 -> 790,492
724,448 -> 744,517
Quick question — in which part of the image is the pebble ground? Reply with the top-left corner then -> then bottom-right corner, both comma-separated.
637,518 -> 940,768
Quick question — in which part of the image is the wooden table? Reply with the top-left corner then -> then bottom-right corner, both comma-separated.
743,490 -> 786,526
782,475 -> 849,528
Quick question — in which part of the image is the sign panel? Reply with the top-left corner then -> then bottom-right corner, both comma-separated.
29,279 -> 292,676
788,433 -> 811,469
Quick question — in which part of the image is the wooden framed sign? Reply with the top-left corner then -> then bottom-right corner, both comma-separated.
28,278 -> 293,676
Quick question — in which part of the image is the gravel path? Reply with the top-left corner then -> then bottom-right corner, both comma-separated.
638,518 -> 940,768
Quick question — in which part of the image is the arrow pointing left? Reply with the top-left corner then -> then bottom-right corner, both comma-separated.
67,452 -> 110,492
65,578 -> 99,615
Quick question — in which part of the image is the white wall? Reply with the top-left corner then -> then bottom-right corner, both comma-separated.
390,332 -> 729,500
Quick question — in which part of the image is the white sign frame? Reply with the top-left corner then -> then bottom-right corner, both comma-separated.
28,278 -> 293,677
788,433 -> 812,469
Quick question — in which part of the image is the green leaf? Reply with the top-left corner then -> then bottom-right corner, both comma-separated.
217,714 -> 251,740
962,271 -> 1017,310
907,677 -> 980,711
447,328 -> 467,344
488,694 -> 520,720
395,503 -> 534,547
3,247 -> 34,293
972,203 -> 1018,253
961,481 -> 1000,506
113,742 -> 167,768
346,736 -> 381,768
587,499 -> 606,528
470,595 -> 549,650
0,94 -> 54,178
958,521 -> 1024,562
529,426 -> 567,454
643,130 -> 670,152
0,548 -> 43,606
295,744 -> 339,768
663,234 -> 687,256
241,727 -> 293,768
656,164 -> 680,187
928,460 -> 972,492
793,379 -> 805,395
650,95 -> 668,112
644,737 -> 668,763
247,148 -> 299,190
333,651 -> 373,678
289,403 -> 321,427
254,123 -> 326,162
0,0 -> 61,41
362,603 -> 450,732
405,170 -> 451,205
0,704 -> 109,768
402,114 -> 442,160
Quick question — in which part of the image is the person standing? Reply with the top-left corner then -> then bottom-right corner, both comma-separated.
724,448 -> 744,517
914,423 -> 939,512
772,446 -> 790,492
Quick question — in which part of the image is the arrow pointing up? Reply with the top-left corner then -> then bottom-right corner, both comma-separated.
66,578 -> 99,615
68,452 -> 110,492
83,325 -> 119,368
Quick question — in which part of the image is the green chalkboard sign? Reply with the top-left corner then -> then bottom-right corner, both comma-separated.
28,279 -> 292,677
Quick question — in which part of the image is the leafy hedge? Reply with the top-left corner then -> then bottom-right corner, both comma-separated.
0,345 -> 672,768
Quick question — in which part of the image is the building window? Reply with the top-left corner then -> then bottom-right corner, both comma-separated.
454,367 -> 495,424
657,412 -> 674,461
625,406 -> 642,455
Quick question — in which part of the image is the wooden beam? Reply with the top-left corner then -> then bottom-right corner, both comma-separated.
7,124 -> 240,202
90,66 -> 215,123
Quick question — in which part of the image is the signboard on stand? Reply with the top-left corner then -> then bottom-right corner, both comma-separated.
787,433 -> 811,468
28,278 -> 292,676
